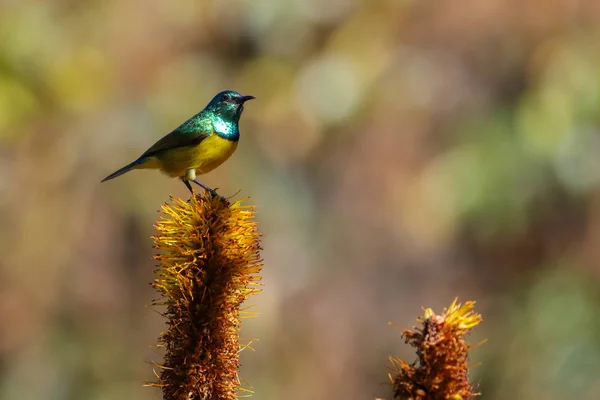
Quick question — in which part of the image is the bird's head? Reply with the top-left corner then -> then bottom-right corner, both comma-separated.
206,90 -> 255,123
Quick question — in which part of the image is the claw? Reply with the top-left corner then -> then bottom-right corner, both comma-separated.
191,180 -> 228,203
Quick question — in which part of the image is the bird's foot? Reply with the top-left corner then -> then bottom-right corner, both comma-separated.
205,188 -> 229,203
191,179 -> 228,202
206,188 -> 220,198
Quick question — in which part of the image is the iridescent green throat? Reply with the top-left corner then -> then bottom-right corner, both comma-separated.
212,117 -> 240,141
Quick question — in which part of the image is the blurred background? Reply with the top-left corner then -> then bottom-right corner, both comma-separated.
2,0 -> 600,399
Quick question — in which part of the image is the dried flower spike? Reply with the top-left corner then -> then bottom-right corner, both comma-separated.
148,194 -> 263,400
389,298 -> 483,400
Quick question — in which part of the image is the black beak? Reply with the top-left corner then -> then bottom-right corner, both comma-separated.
239,95 -> 256,103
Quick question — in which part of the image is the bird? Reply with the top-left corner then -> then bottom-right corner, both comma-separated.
101,90 -> 255,197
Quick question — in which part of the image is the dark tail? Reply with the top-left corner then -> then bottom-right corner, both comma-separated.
101,158 -> 145,182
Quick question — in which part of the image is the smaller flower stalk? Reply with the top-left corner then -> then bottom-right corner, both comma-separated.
148,193 -> 263,400
389,298 -> 483,400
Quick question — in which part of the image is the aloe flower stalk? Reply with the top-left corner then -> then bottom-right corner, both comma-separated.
389,298 -> 483,400
148,194 -> 263,400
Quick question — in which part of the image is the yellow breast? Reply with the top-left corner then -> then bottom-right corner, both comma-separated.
154,135 -> 238,178
193,134 -> 238,174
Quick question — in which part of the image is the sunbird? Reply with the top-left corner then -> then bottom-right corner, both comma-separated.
101,90 -> 255,196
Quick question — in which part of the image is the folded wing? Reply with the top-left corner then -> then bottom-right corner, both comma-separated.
141,120 -> 212,158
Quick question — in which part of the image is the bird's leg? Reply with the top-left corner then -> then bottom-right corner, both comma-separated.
192,179 -> 221,199
182,179 -> 194,194
185,168 -> 223,200
182,178 -> 195,203
184,169 -> 199,199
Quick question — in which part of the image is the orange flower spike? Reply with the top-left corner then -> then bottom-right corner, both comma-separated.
390,298 -> 483,400
148,194 -> 263,400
